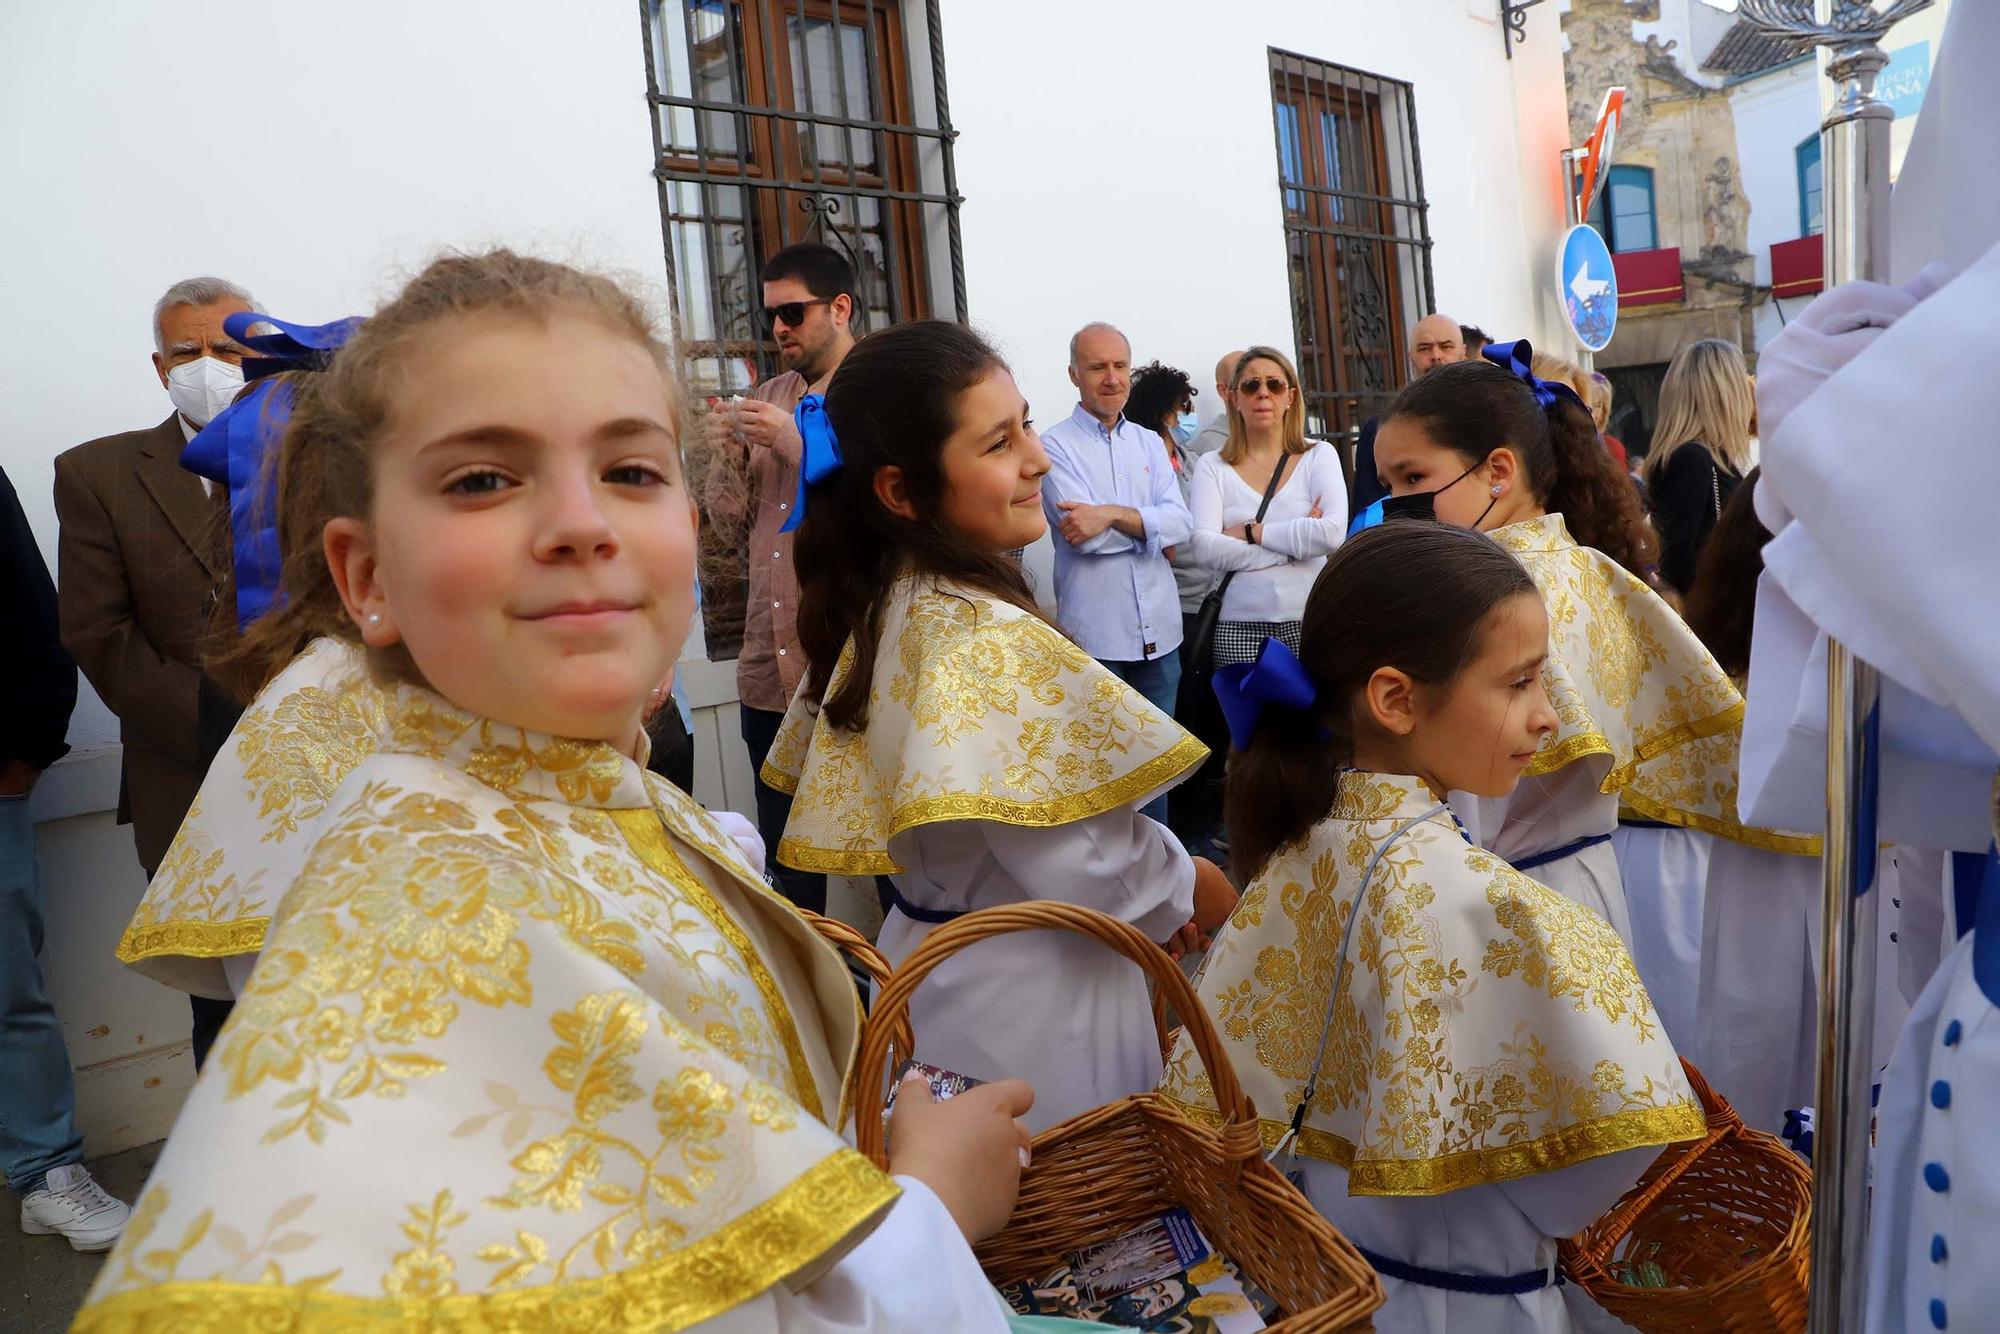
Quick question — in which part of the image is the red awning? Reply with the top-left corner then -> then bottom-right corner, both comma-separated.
1771,235 -> 1825,298
1613,247 -> 1684,308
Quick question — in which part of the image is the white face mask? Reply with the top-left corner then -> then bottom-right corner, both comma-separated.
166,355 -> 246,427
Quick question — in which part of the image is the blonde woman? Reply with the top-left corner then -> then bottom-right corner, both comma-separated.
1642,338 -> 1755,593
1186,347 -> 1347,666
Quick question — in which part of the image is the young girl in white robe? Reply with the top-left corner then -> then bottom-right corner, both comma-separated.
1158,521 -> 1703,1334
73,251 -> 1040,1333
762,319 -> 1237,1134
1370,343 -> 1742,949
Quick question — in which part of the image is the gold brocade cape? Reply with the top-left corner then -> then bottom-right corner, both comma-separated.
760,576 -> 1209,875
76,686 -> 897,1333
117,637 -> 387,999
1619,675 -> 1822,856
1488,513 -> 1742,797
1158,772 -> 1706,1197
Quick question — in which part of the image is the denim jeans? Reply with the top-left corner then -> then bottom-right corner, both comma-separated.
739,705 -> 828,916
0,792 -> 83,1194
1099,649 -> 1182,826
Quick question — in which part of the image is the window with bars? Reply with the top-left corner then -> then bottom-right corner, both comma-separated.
640,0 -> 963,656
1269,50 -> 1434,453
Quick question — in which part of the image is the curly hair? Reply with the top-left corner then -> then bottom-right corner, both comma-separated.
1127,361 -> 1195,435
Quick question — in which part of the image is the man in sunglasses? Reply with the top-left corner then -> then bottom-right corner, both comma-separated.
1349,310 -> 1465,517
703,242 -> 857,916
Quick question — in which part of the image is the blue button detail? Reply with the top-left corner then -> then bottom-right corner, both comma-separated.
1932,1234 -> 1948,1263
1933,1080 -> 1952,1109
1930,1297 -> 1947,1328
1944,1019 -> 1963,1047
1925,1162 -> 1951,1193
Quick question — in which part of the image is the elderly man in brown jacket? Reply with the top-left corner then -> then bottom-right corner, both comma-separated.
52,276 -> 257,1072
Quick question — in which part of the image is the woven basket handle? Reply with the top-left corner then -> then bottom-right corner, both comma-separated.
1576,1058 -> 1739,1251
852,900 -> 1253,1167
801,910 -> 916,1119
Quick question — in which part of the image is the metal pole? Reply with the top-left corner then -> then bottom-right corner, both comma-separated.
1738,3 -> 1928,1330
1559,147 -> 1594,372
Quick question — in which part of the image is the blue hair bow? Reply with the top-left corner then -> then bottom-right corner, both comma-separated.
778,393 -> 842,534
181,311 -> 362,630
1482,338 -> 1589,415
1212,636 -> 1320,751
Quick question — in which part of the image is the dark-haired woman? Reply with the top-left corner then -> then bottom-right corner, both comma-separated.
764,321 -> 1237,1132
1160,522 -> 1704,1334
1372,344 -> 1741,945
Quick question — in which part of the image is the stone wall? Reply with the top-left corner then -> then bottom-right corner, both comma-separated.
1561,0 -> 1764,368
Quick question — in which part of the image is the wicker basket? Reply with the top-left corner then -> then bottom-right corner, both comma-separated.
854,900 -> 1385,1332
800,909 -> 915,1122
1561,1059 -> 1811,1333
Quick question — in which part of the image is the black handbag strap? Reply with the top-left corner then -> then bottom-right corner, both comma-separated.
1211,451 -> 1296,604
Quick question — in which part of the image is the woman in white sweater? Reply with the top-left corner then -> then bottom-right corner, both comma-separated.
1187,345 -> 1348,664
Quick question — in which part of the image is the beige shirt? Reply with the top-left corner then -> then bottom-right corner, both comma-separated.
720,371 -> 808,713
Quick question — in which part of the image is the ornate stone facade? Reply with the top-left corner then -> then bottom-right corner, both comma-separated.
1562,0 -> 1762,369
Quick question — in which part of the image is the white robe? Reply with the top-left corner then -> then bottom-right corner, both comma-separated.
1612,824 -> 1711,1053
1739,6 -> 2000,1327
1298,1152 -> 1654,1334
878,809 -> 1193,1134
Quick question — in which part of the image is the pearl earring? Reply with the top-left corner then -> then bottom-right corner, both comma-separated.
367,613 -> 382,626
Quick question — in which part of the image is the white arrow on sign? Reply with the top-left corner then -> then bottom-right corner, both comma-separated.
1569,258 -> 1611,304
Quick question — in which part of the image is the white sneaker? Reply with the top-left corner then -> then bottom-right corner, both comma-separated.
20,1164 -> 131,1252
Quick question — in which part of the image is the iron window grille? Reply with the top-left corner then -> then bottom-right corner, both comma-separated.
1268,49 -> 1435,456
641,0 -> 964,657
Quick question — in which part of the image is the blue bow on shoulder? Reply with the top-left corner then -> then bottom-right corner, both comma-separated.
181,311 -> 363,630
779,393 -> 843,534
1482,338 -> 1589,416
1212,636 -> 1321,751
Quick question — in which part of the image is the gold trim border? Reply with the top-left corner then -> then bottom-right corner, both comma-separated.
1525,701 -> 1746,795
773,734 -> 1209,876
1159,1095 -> 1707,1197
610,809 -> 827,1127
761,755 -> 800,797
72,1148 -> 898,1334
1618,790 -> 1823,857
115,917 -> 270,965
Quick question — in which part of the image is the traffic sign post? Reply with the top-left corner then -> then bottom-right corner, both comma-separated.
1557,223 -> 1618,363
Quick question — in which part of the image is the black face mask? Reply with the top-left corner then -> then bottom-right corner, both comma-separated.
1385,456 -> 1499,528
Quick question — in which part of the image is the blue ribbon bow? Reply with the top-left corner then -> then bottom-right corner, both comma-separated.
778,393 -> 842,534
180,311 -> 362,630
1212,636 -> 1320,751
1482,338 -> 1589,416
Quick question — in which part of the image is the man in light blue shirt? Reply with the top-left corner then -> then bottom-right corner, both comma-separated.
1040,322 -> 1192,823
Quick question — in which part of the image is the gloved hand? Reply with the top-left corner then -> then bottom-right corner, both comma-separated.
1753,264 -> 1946,532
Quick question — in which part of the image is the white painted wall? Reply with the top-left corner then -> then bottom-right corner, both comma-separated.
4,0 -> 1570,1145
948,0 -> 1572,433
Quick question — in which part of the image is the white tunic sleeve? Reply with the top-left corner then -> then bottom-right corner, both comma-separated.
699,1177 -> 1010,1333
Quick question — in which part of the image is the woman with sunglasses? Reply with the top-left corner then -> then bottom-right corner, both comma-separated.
1185,346 -> 1348,673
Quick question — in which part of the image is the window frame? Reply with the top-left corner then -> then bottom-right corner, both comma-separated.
1796,132 -> 1824,238
1267,48 -> 1436,454
1586,163 -> 1658,254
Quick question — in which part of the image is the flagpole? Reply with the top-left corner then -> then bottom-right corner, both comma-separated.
1737,3 -> 1929,1331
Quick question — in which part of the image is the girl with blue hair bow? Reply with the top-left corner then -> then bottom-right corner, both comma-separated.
1364,343 -> 1741,951
1159,521 -> 1703,1334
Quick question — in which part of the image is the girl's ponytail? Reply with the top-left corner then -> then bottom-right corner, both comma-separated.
1541,394 -> 1658,580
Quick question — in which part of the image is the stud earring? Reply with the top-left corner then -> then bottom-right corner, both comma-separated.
367,613 -> 382,626
1491,484 -> 1503,496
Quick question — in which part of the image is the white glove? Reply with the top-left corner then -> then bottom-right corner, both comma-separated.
1758,264 -> 1948,441
1753,264 -> 1946,533
709,809 -> 768,876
